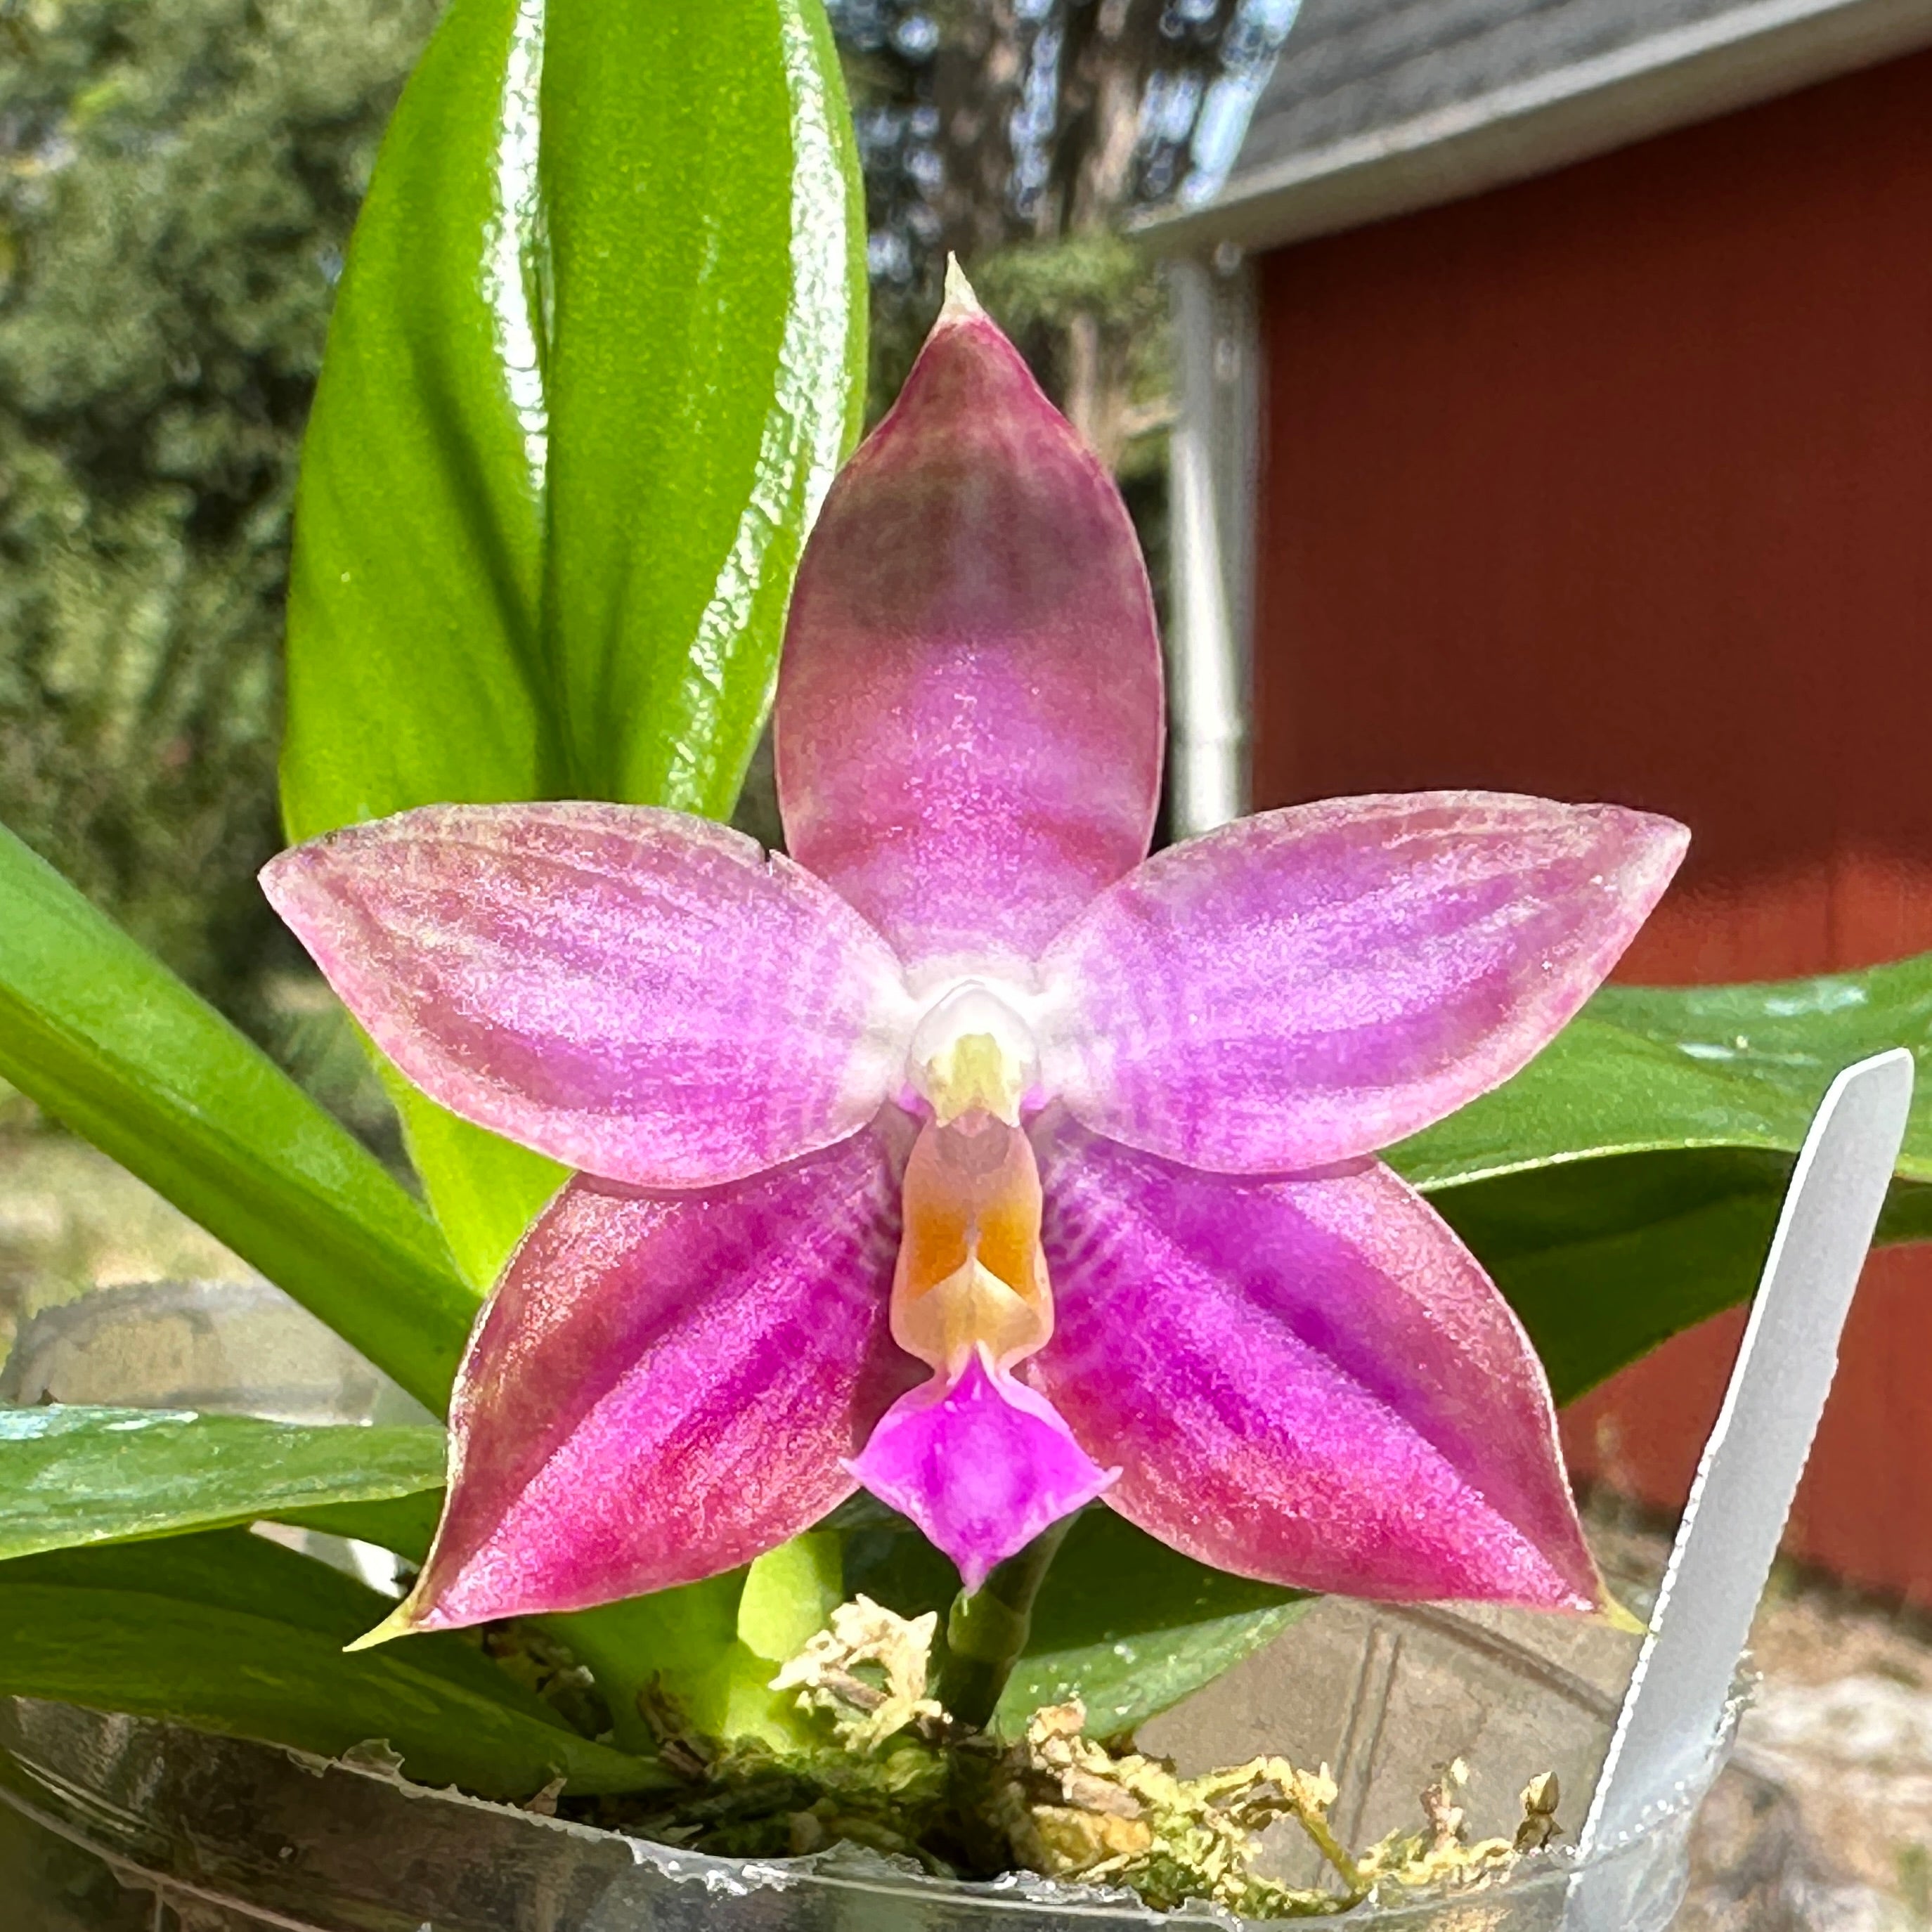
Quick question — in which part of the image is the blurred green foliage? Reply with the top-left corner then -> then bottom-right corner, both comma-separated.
0,0 -> 1194,1034
0,0 -> 439,1009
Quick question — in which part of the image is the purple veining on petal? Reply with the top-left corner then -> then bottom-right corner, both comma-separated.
262,802 -> 914,1188
396,1127 -> 917,1631
850,1350 -> 1117,1593
1039,792 -> 1688,1172
1030,1115 -> 1604,1612
774,287 -> 1164,969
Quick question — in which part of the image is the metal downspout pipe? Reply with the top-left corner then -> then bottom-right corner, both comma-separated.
1165,254 -> 1252,838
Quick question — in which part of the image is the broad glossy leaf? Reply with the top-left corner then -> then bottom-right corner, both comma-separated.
1439,1152 -> 1932,1406
538,0 -> 865,810
1389,955 -> 1932,1400
843,1505 -> 1307,1739
15,1533 -> 514,1707
278,1489 -> 444,1564
282,0 -> 558,836
0,1534 -> 668,1798
0,1408 -> 445,1561
1394,955 -> 1932,1188
995,1510 -> 1310,1739
282,0 -> 866,1285
0,826 -> 474,1413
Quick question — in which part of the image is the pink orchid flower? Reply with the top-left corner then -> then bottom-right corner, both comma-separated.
264,278 -> 1686,1638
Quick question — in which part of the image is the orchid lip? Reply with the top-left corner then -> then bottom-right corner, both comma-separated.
845,1347 -> 1119,1593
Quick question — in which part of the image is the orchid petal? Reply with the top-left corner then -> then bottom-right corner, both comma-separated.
262,803 -> 912,1188
390,1129 -> 912,1632
1030,1117 -> 1604,1612
774,278 -> 1164,968
850,1352 -> 1116,1593
1040,793 -> 1687,1172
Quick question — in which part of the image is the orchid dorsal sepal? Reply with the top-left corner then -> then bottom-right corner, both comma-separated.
270,286 -> 1685,1643
941,252 -> 987,325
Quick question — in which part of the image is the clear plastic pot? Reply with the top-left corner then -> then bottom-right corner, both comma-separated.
0,1593 -> 1735,1931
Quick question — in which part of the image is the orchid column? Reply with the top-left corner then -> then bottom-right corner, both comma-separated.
264,268 -> 1686,1647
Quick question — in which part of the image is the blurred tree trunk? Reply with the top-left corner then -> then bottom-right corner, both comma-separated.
832,0 -> 1290,470
932,1 -> 1028,263
1042,1 -> 1167,460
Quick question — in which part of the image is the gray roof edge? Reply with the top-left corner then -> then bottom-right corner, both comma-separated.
1140,0 -> 1932,254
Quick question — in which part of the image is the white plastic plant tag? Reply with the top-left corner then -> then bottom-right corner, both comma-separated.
1569,1046 -> 1914,1914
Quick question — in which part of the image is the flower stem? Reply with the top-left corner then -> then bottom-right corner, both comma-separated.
937,1519 -> 1074,1732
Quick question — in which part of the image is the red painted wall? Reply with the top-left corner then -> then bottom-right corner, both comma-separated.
1248,48 -> 1932,1604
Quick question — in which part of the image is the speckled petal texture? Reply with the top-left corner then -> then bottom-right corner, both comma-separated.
1030,1117 -> 1603,1611
774,297 -> 1164,968
400,1130 -> 915,1630
261,803 -> 913,1188
1039,793 -> 1688,1172
850,1352 -> 1117,1593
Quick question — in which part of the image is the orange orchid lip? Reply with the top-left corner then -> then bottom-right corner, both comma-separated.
890,1109 -> 1051,1379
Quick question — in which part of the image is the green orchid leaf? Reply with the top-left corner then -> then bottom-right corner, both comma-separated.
1394,954 -> 1932,1188
280,0 -> 557,840
997,1511 -> 1310,1739
1439,1148 -> 1790,1405
0,1408 -> 446,1561
0,825 -> 474,1413
1392,954 -> 1932,1401
0,1533 -> 669,1798
49,1529 -> 638,1750
275,1488 -> 445,1565
281,0 -> 866,1285
536,0 -> 865,811
1444,1153 -> 1932,1406
845,1507 -> 1305,1740
13,1532 -> 512,1709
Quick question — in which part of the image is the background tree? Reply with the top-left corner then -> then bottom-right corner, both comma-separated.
0,0 -> 1293,1063
830,0 -> 1297,466
0,0 -> 437,1019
